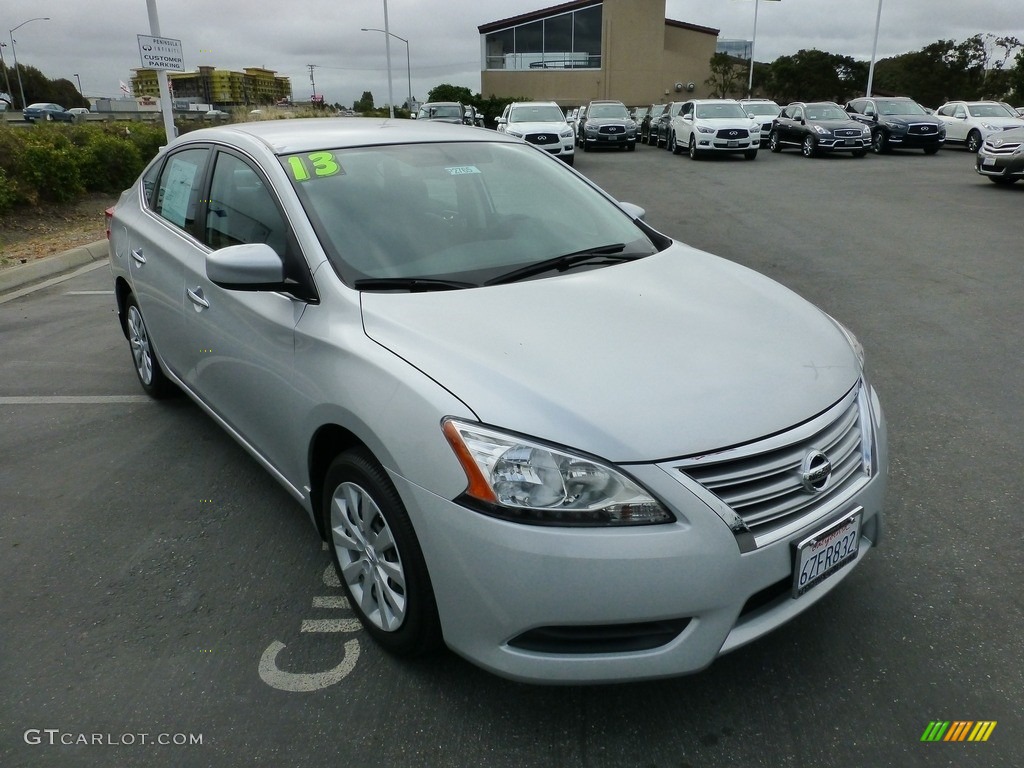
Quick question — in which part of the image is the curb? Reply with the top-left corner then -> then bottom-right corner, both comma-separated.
0,240 -> 108,295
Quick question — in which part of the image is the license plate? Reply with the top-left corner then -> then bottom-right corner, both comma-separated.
792,511 -> 861,598
844,139 -> 855,146
983,157 -> 996,166
727,140 -> 739,147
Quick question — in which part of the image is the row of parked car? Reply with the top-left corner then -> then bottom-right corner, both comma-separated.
626,96 -> 1024,182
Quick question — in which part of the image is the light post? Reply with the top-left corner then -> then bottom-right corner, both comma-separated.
361,27 -> 411,112
747,0 -> 780,99
10,17 -> 50,110
865,0 -> 884,97
74,73 -> 83,96
0,43 -> 14,110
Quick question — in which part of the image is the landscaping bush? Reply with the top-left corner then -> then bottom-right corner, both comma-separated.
78,133 -> 144,193
0,168 -> 17,215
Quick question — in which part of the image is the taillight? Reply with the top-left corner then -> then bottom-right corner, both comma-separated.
105,207 -> 114,240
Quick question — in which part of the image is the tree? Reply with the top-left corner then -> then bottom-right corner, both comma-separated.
426,84 -> 474,104
766,50 -> 866,104
704,53 -> 745,98
353,91 -> 374,112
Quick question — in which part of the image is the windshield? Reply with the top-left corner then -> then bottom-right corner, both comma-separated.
967,103 -> 1015,118
695,103 -> 748,120
421,105 -> 462,119
283,142 -> 657,287
805,104 -> 848,120
876,99 -> 927,116
588,103 -> 630,119
744,103 -> 780,116
510,105 -> 566,123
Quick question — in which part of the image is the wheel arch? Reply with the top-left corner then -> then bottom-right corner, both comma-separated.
308,424 -> 370,539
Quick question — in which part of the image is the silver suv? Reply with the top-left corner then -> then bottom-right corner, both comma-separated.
577,99 -> 637,152
497,101 -> 575,165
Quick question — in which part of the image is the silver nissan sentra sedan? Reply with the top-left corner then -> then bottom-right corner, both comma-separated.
106,118 -> 887,684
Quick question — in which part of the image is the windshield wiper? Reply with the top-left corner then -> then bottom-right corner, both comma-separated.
353,277 -> 477,292
484,243 -> 639,286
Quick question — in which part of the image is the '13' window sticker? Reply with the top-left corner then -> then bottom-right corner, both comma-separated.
286,152 -> 344,182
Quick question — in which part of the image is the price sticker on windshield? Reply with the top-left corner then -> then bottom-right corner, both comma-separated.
444,166 -> 481,176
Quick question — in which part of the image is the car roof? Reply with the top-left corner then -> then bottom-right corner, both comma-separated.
168,117 -> 516,156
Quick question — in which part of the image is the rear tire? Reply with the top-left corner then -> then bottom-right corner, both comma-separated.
323,448 -> 441,657
966,130 -> 982,153
124,294 -> 175,399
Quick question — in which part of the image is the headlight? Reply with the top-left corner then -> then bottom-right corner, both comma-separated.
697,125 -> 715,134
862,126 -> 872,136
813,125 -> 829,135
442,419 -> 674,526
980,122 -> 997,131
506,130 -> 524,138
585,124 -> 598,133
559,129 -> 573,138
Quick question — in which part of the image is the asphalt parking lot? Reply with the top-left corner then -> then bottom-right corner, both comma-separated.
1,141 -> 1021,768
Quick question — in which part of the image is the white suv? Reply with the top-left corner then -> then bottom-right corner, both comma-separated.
669,99 -> 762,160
496,101 -> 576,166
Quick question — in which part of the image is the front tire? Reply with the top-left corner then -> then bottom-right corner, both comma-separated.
323,449 -> 441,657
124,294 -> 175,398
801,135 -> 817,158
744,149 -> 758,160
872,131 -> 889,154
966,130 -> 982,153
769,131 -> 782,152
669,132 -> 680,154
688,136 -> 700,160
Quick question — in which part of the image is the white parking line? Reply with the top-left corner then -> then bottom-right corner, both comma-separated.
64,290 -> 115,295
300,619 -> 363,633
312,596 -> 350,609
0,395 -> 151,404
0,261 -> 107,305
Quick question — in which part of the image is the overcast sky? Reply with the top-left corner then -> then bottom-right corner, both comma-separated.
2,0 -> 1022,107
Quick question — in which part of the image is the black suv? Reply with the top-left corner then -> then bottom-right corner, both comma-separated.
769,102 -> 869,158
577,100 -> 637,151
845,97 -> 945,154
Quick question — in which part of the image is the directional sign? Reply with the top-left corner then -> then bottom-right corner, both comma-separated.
137,34 -> 185,72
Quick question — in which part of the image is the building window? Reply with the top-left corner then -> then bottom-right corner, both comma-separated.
483,4 -> 603,71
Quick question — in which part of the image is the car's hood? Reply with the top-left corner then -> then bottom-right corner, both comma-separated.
811,119 -> 863,131
977,117 -> 1024,129
507,121 -> 570,134
696,118 -> 759,129
360,246 -> 860,462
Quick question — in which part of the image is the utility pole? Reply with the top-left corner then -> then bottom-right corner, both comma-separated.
307,64 -> 318,103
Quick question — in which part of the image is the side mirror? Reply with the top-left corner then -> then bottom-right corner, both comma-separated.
207,243 -> 285,291
618,201 -> 646,221
496,117 -> 507,126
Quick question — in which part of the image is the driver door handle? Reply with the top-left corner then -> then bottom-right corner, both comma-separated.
187,287 -> 210,310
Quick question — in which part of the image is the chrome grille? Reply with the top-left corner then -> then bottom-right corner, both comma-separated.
598,124 -> 626,135
835,129 -> 861,138
525,133 -> 559,146
715,129 -> 749,139
983,138 -> 1023,155
669,384 -> 871,536
908,123 -> 938,135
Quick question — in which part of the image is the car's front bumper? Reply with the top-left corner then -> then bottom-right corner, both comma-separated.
816,137 -> 869,152
394,388 -> 888,684
975,151 -> 1024,179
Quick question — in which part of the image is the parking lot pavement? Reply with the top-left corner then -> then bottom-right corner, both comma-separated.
0,240 -> 109,301
2,148 -> 1021,767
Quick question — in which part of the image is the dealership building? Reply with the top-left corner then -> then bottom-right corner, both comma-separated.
479,0 -> 722,107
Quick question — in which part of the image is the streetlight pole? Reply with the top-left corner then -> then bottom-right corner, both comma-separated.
747,0 -> 780,99
74,73 -> 83,96
865,0 -> 884,97
361,27 -> 411,112
9,17 -> 50,110
0,43 -> 14,110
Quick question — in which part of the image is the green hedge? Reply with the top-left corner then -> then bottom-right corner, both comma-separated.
0,122 -> 170,211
